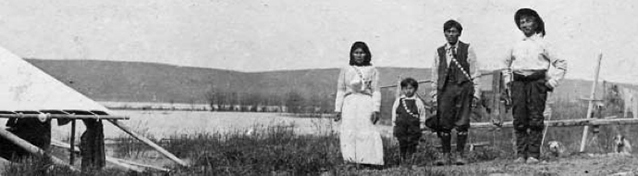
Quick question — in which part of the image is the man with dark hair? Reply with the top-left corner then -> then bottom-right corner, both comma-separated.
429,19 -> 481,166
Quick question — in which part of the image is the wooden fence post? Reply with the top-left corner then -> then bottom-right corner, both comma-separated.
396,75 -> 402,98
69,119 -> 76,165
579,53 -> 603,152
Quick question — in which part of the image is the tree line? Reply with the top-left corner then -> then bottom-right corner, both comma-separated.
204,88 -> 334,113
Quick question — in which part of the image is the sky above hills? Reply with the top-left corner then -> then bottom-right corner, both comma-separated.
0,0 -> 636,83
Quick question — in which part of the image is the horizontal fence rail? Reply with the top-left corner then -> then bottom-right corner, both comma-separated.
467,116 -> 638,129
0,114 -> 129,120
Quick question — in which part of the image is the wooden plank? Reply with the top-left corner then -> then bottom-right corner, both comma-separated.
50,139 -> 167,173
107,120 -> 189,167
380,80 -> 432,89
115,158 -> 171,172
51,140 -> 145,172
431,141 -> 490,148
380,70 -> 504,89
0,128 -> 78,171
466,116 -> 638,129
578,97 -> 604,101
0,114 -> 129,120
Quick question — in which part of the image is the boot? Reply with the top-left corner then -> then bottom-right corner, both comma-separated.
513,157 -> 526,164
514,129 -> 528,160
434,132 -> 452,166
455,131 -> 468,165
526,157 -> 540,164
399,146 -> 407,161
452,152 -> 467,165
528,129 -> 543,161
434,152 -> 450,166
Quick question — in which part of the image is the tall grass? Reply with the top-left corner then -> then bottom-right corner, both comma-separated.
111,121 -> 158,158
166,125 -> 341,175
467,97 -> 637,157
157,124 -> 504,175
1,156 -> 128,176
5,97 -> 634,175
1,123 -> 525,175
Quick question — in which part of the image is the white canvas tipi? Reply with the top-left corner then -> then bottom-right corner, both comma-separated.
0,47 -> 109,114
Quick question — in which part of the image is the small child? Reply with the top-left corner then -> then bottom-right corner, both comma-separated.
392,77 -> 427,160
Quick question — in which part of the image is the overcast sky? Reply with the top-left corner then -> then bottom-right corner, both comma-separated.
0,0 -> 636,83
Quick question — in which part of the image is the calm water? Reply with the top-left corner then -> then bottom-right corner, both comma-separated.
51,110 -> 341,140
1,110 -> 393,140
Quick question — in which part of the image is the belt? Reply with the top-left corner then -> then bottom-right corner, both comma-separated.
513,70 -> 547,82
344,92 -> 372,97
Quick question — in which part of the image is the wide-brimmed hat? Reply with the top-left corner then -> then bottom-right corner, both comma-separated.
514,8 -> 546,36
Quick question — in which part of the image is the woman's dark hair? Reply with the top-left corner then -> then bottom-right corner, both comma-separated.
515,8 -> 546,37
349,41 -> 372,66
443,20 -> 463,33
400,77 -> 419,90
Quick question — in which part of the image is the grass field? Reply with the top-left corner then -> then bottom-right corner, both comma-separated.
3,98 -> 638,175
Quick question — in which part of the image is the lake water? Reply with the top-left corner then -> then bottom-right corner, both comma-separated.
1,110 -> 393,141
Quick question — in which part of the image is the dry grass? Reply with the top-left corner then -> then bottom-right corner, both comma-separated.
4,98 -> 638,175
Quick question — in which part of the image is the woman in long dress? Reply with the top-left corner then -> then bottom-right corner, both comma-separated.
334,41 -> 384,166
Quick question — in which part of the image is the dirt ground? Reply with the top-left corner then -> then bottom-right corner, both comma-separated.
351,154 -> 638,176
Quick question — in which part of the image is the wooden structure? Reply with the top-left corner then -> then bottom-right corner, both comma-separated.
579,53 -> 604,152
0,112 -> 127,172
0,113 -> 187,173
381,63 -> 638,152
0,45 -> 189,173
51,139 -> 170,173
108,119 -> 189,167
0,126 -> 78,171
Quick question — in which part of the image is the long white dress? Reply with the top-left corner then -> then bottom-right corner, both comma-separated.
334,66 -> 384,165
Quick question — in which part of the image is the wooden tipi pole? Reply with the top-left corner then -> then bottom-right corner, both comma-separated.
0,128 -> 78,171
107,120 -> 189,167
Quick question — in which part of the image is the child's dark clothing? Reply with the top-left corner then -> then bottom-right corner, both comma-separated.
392,96 -> 425,159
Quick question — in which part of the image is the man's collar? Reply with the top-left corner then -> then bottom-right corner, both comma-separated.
523,33 -> 542,41
445,42 -> 459,50
400,94 -> 417,100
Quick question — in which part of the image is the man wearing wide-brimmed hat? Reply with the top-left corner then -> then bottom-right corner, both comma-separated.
502,8 -> 567,164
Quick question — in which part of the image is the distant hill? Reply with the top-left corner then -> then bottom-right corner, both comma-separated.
25,59 -> 627,109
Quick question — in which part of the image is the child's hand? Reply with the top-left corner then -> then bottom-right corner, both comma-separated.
370,112 -> 380,124
430,92 -> 438,107
431,100 -> 438,112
